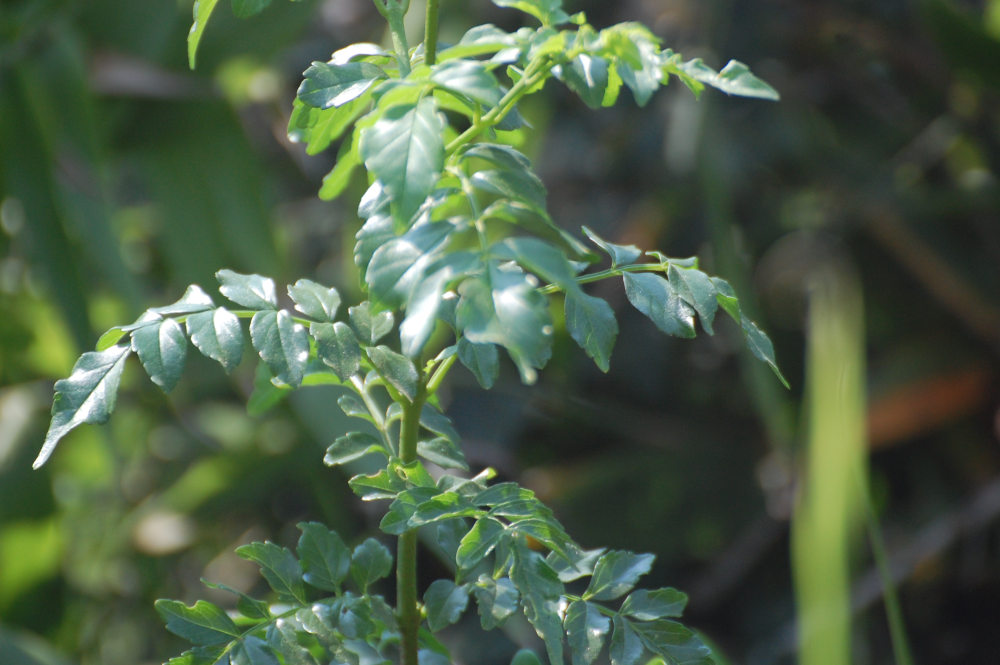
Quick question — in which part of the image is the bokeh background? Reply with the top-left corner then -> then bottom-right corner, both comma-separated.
2,0 -> 999,663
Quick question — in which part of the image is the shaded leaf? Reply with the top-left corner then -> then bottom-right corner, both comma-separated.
296,522 -> 351,593
564,291 -> 618,372
457,516 -> 506,569
351,538 -> 393,591
423,579 -> 470,631
492,0 -> 571,26
473,575 -> 519,630
217,269 -> 277,310
151,284 -> 215,316
250,310 -> 310,387
556,54 -> 610,109
187,308 -> 244,372
201,580 -> 272,621
232,0 -> 271,19
582,226 -> 642,267
457,337 -> 499,389
231,636 -> 280,665
430,59 -> 504,107
511,544 -> 565,665
132,317 -> 187,392
741,317 -> 789,388
188,0 -> 222,68
631,618 -> 713,665
154,599 -> 240,646
678,58 -> 779,100
417,437 -> 468,470
34,345 -> 131,469
610,615 -> 644,665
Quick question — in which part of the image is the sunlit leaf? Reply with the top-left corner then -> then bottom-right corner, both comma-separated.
366,345 -> 418,400
250,310 -> 309,387
288,279 -> 341,321
132,316 -> 187,392
622,272 -> 696,339
565,600 -> 610,665
187,308 -> 244,372
187,0 -> 222,69
217,269 -> 277,310
583,550 -> 655,601
298,61 -> 387,109
668,265 -> 718,334
312,322 -> 362,379
349,302 -> 394,344
154,599 -> 240,646
457,516 -> 506,569
324,432 -> 388,466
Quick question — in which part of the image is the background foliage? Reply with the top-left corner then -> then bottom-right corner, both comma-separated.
2,0 -> 1000,663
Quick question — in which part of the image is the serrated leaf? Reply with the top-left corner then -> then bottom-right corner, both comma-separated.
584,550 -> 655,601
298,61 -> 387,109
610,615 -> 645,665
417,437 -> 468,470
456,263 -> 552,384
288,279 -> 341,321
324,432 -> 388,466
151,284 -> 216,316
155,599 -> 240,646
349,302 -> 394,344
457,517 -> 506,569
350,538 -> 393,591
296,522 -> 351,592
34,344 -> 131,469
236,542 -> 307,604
582,226 -> 642,267
457,337 -> 499,389
380,487 -> 439,535
622,272 -> 696,339
201,580 -> 272,621
366,345 -> 418,400
339,393 -> 374,424
620,588 -> 687,620
131,317 -> 187,392
187,0 -> 221,69
250,310 -> 310,387
631,618 -> 713,665
186,308 -> 244,372
565,600 -> 610,665
668,265 -> 718,334
311,322 -> 362,380
217,269 -> 277,310
423,579 -> 470,631
742,317 -> 789,387
232,0 -> 271,19
473,575 -> 519,630
555,54 -> 610,109
360,98 -> 445,224
564,291 -> 618,372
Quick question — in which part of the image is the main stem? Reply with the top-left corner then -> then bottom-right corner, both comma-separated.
397,382 -> 427,665
424,0 -> 440,66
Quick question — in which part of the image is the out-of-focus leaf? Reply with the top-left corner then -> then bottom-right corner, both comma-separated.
457,338 -> 499,389
232,0 -> 272,19
298,61 -> 387,109
188,0 -> 222,68
678,59 -> 779,100
349,302 -> 394,344
350,538 -> 393,591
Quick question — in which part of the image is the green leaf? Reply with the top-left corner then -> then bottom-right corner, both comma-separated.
605,26 -> 663,106
250,310 -> 310,387
678,59 -> 779,101
620,588 -> 687,620
154,599 -> 240,646
311,322 -> 362,379
296,522 -> 351,593
350,538 -> 393,591
217,269 -> 277,310
456,263 -> 552,384
349,302 -> 394,344
510,649 -> 544,665
457,516 -> 506,569
439,24 -> 516,61
473,575 -> 519,630
188,0 -> 222,69
298,61 -> 387,109
510,544 -> 565,665
430,60 -> 504,107
470,167 -> 547,212
399,268 -> 454,358
201,580 -> 272,621
34,344 -> 131,469
288,279 -> 341,321
366,345 -> 418,400
359,98 -> 445,224
131,316 -> 187,392
186,308 -> 244,372
423,579 -> 470,631
556,54 -> 610,109
622,272 -> 696,339
420,403 -> 460,443
668,265 -> 718,334
166,645 -> 229,665
492,0 -> 571,26
583,550 -> 655,601
319,136 -> 362,201
630,619 -> 713,665
582,226 -> 642,267
366,220 -> 455,308
235,542 -> 307,604
231,636 -> 280,665
266,621 -> 317,665
741,317 -> 789,388
564,291 -> 618,372
494,237 -> 582,296
457,338 -> 499,389
610,615 -> 644,665
324,432 -> 388,466
232,0 -> 271,19
151,284 -> 216,316
565,600 -> 610,665
380,487 -> 440,535
710,276 -> 741,322
349,467 -> 407,501
417,437 -> 468,470
289,93 -> 370,156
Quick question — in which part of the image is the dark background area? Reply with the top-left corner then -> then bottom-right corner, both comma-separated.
2,0 -> 1000,663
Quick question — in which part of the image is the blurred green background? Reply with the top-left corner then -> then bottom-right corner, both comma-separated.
2,0 -> 999,663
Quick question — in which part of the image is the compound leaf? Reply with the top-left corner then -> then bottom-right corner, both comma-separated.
34,344 -> 131,469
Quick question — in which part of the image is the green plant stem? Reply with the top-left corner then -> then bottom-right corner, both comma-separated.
537,262 -> 673,295
385,4 -> 412,76
424,0 -> 440,66
397,382 -> 427,665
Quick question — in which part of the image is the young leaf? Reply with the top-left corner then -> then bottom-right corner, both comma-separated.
423,579 -> 470,631
622,272 -> 696,339
217,269 -> 278,310
324,432 -> 388,466
457,516 -> 506,569
187,0 -> 221,69
473,575 -> 519,630
296,522 -> 351,593
741,317 -> 789,388
366,345 -> 418,401
668,265 -> 718,334
34,344 -> 131,469
154,599 -> 240,646
311,322 -> 362,379
187,308 -> 244,372
288,279 -> 341,321
620,588 -> 687,620
359,98 -> 445,224
457,338 -> 499,389
564,600 -> 610,665
235,542 -> 307,604
250,310 -> 310,387
582,226 -> 642,267
349,302 -> 394,344
610,615 -> 645,665
350,538 -> 393,591
131,317 -> 188,392
583,550 -> 655,601
297,61 -> 387,109
564,291 -> 618,372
